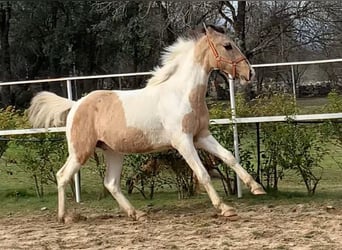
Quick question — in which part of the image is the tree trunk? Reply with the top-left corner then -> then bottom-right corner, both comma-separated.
0,2 -> 12,107
234,2 -> 254,100
234,1 -> 247,53
157,1 -> 176,45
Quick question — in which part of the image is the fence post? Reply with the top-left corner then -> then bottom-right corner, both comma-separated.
291,65 -> 297,104
66,79 -> 81,203
229,78 -> 242,198
256,122 -> 261,183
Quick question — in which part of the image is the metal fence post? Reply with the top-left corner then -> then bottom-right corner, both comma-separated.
229,78 -> 242,198
66,79 -> 81,203
291,65 -> 296,103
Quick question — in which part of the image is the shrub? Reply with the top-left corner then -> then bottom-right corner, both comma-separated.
0,107 -> 25,160
123,153 -> 175,199
262,121 -> 326,195
11,133 -> 67,198
323,91 -> 342,147
209,98 -> 256,195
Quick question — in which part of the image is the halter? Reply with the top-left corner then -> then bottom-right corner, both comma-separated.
206,35 -> 247,79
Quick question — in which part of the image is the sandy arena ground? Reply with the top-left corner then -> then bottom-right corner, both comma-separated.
0,203 -> 341,250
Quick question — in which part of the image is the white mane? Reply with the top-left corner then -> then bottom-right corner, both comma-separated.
146,38 -> 196,86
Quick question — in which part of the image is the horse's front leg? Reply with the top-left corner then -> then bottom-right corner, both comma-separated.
195,134 -> 266,195
172,134 -> 238,219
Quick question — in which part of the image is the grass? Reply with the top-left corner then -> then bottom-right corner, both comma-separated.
1,150 -> 341,219
296,97 -> 329,114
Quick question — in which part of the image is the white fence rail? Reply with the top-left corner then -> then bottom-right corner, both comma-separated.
211,112 -> 342,125
1,58 -> 341,136
1,58 -> 342,200
252,58 -> 342,68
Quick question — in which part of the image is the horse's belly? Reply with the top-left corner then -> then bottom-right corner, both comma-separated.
99,126 -> 170,154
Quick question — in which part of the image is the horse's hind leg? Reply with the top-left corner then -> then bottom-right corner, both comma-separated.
103,149 -> 145,220
56,154 -> 82,223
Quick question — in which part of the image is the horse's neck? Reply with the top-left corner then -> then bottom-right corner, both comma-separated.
167,58 -> 209,98
146,45 -> 209,110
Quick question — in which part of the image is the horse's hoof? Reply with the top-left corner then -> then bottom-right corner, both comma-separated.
63,215 -> 74,224
252,186 -> 266,195
57,216 -> 65,224
61,212 -> 86,224
221,209 -> 239,221
135,210 -> 148,221
224,214 -> 240,221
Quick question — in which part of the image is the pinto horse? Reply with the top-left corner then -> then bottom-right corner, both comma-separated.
28,25 -> 265,223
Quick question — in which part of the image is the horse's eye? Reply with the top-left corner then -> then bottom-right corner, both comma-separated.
224,44 -> 233,50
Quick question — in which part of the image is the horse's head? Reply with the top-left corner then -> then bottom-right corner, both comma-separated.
198,25 -> 254,84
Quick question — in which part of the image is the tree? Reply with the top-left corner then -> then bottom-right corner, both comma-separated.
1,1 -> 340,104
0,2 -> 12,107
217,1 -> 342,96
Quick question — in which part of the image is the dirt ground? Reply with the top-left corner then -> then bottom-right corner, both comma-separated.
0,203 -> 341,250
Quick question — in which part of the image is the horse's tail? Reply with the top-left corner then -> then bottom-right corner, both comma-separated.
28,91 -> 76,128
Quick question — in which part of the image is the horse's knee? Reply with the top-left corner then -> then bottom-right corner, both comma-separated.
104,178 -> 120,194
56,156 -> 81,187
196,170 -> 211,185
223,151 -> 237,166
56,170 -> 67,188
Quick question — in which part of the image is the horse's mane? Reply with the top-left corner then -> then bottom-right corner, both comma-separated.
146,25 -> 226,87
146,38 -> 195,86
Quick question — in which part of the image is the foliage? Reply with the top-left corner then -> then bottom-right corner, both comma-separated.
249,93 -> 297,117
257,92 -> 328,195
324,91 -> 342,113
321,91 -> 342,166
243,93 -> 294,190
0,106 -> 24,159
323,91 -> 342,140
261,121 -> 327,195
123,153 -> 175,200
260,123 -> 284,191
220,92 -> 332,195
278,122 -> 326,195
1,2 -> 341,107
10,133 -> 67,198
209,98 -> 256,195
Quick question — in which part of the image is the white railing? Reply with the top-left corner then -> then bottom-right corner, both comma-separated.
1,58 -> 342,199
252,58 -> 342,68
1,58 -> 341,136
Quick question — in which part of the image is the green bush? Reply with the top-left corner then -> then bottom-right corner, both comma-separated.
0,107 -> 25,159
258,93 -> 329,194
123,153 -> 175,199
261,121 -> 326,195
249,93 -> 297,117
209,98 -> 256,195
322,91 -> 342,147
11,133 -> 67,198
1,91 -> 338,199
